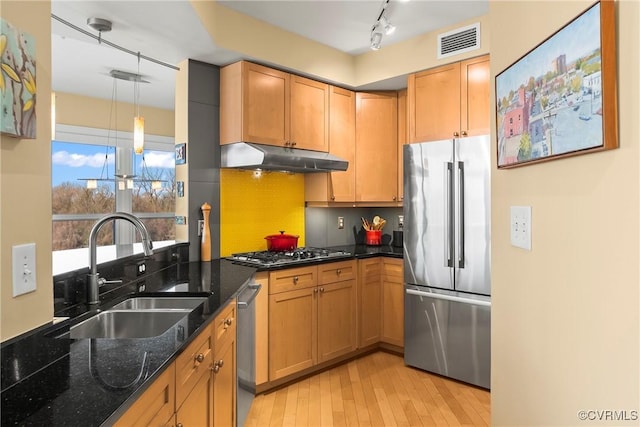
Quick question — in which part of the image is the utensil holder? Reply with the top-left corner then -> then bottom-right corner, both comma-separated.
365,230 -> 382,246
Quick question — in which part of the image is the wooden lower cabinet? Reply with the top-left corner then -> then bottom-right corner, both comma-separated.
175,367 -> 213,427
212,300 -> 237,427
114,364 -> 176,427
269,286 -> 317,380
268,261 -> 357,381
358,258 -> 382,348
114,299 -> 237,427
381,258 -> 404,347
317,261 -> 357,363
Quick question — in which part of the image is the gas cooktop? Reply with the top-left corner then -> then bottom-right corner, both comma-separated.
228,247 -> 352,267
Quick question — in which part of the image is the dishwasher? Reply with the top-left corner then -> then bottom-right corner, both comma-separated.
236,280 -> 261,427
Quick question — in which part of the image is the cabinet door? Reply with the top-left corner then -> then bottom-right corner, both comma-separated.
318,279 -> 357,363
381,259 -> 404,347
114,364 -> 175,427
355,92 -> 398,202
290,75 -> 329,151
305,86 -> 356,203
460,55 -> 490,137
269,287 -> 317,380
397,89 -> 407,203
212,333 -> 236,427
175,325 -> 213,410
408,62 -> 461,142
242,62 -> 290,146
175,367 -> 213,427
358,258 -> 382,348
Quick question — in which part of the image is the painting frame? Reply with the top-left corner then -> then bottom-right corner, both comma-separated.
495,0 -> 617,169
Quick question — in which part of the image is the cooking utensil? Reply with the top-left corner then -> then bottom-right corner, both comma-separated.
265,231 -> 299,251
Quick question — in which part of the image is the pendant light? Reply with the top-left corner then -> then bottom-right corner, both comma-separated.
133,52 -> 144,155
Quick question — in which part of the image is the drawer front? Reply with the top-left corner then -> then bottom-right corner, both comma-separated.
213,299 -> 237,347
269,266 -> 317,294
175,327 -> 213,409
382,258 -> 403,279
319,260 -> 356,285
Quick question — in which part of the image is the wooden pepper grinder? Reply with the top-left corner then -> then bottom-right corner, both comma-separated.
200,202 -> 211,262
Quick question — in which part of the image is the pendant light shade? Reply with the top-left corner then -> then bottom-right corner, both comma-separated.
86,179 -> 97,189
134,115 -> 144,154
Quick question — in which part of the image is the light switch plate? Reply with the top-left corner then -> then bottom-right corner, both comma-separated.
13,243 -> 37,297
510,206 -> 532,250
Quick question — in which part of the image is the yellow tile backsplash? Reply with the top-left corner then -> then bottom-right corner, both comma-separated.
220,169 -> 306,256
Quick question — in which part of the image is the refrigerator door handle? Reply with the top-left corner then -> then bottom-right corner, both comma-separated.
457,161 -> 465,268
406,288 -> 491,307
446,162 -> 454,268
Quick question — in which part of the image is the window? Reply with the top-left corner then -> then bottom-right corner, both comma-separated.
52,125 -> 175,254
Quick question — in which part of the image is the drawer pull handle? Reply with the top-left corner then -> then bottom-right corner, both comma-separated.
195,353 -> 205,363
212,359 -> 224,373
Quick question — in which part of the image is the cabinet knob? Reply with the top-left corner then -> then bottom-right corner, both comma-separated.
212,359 -> 224,373
314,288 -> 318,293
461,130 -> 468,136
453,132 -> 460,137
293,276 -> 299,283
291,141 -> 297,147
320,287 -> 325,293
392,196 -> 397,201
331,196 -> 335,201
195,353 -> 205,363
177,424 -> 184,427
224,318 -> 233,328
336,269 -> 342,275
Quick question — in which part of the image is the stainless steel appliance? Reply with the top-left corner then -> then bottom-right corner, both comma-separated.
228,247 -> 351,267
403,136 -> 491,389
236,281 -> 261,427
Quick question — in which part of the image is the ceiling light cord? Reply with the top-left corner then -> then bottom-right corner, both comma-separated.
51,13 -> 180,71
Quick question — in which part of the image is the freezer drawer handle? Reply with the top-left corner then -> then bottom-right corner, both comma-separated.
406,288 -> 491,307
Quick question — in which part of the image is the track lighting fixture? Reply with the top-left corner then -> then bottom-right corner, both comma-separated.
369,0 -> 399,50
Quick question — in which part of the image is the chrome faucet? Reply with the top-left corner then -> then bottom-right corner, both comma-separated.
87,212 -> 154,305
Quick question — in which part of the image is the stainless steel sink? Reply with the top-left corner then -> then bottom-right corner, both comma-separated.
68,310 -> 190,339
109,297 -> 207,311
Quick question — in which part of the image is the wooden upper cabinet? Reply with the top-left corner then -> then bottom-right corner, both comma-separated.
290,75 -> 329,151
397,89 -> 407,203
355,92 -> 398,202
305,86 -> 356,203
221,61 -> 290,146
408,55 -> 490,142
220,61 -> 329,151
460,55 -> 491,137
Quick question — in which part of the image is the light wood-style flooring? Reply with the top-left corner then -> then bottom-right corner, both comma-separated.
244,351 -> 490,426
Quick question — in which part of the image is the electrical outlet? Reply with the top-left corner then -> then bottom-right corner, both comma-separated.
398,215 -> 404,228
338,216 -> 344,229
137,280 -> 146,292
12,243 -> 37,297
510,206 -> 532,250
198,220 -> 204,236
136,261 -> 146,276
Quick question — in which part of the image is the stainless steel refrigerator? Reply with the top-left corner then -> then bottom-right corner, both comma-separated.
403,136 -> 491,389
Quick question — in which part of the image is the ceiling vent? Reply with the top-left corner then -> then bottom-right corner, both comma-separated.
437,23 -> 480,59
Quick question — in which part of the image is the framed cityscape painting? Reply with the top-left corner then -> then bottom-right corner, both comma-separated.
495,0 -> 618,168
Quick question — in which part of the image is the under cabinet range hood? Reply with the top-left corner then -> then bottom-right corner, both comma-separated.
220,142 -> 348,173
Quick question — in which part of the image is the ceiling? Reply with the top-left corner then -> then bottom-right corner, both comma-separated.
51,0 -> 489,111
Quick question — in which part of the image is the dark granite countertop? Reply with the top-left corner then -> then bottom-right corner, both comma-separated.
1,260 -> 256,427
2,249 -> 402,426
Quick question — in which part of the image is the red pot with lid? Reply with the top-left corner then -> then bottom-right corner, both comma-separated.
265,231 -> 299,252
